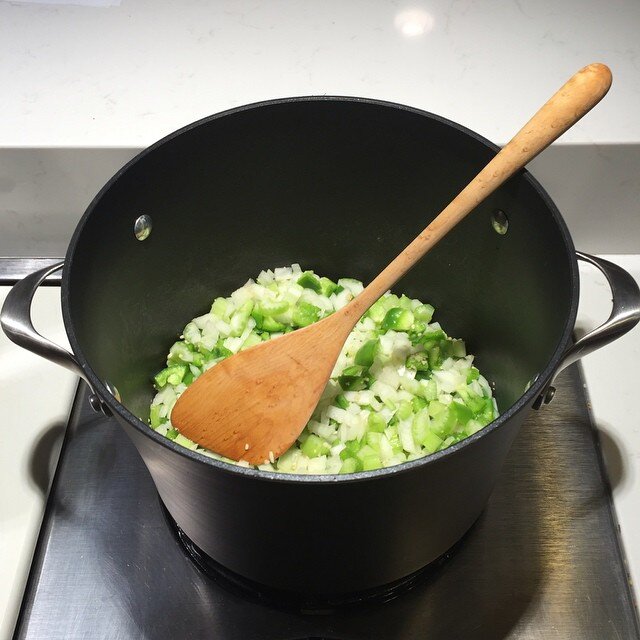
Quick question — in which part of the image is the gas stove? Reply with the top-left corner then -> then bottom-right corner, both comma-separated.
13,368 -> 640,639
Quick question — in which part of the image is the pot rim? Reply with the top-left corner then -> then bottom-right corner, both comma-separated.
61,95 -> 579,484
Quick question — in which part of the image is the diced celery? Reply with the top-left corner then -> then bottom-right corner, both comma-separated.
241,332 -> 262,349
366,431 -> 382,451
174,433 -> 197,449
297,271 -> 322,293
412,396 -> 428,412
261,316 -> 286,332
428,400 -> 446,417
451,400 -> 474,425
368,412 -> 386,433
422,379 -> 438,401
466,366 -> 480,383
211,297 -> 230,319
255,299 -> 289,317
354,339 -> 379,367
397,401 -> 413,421
398,294 -> 413,310
301,434 -> 327,458
166,427 -> 179,440
229,301 -> 254,337
340,457 -> 360,474
430,407 -> 457,437
412,409 -> 431,444
414,303 -> 435,322
339,439 -> 362,460
362,455 -> 382,471
422,429 -> 443,454
149,404 -> 162,428
292,301 -> 320,327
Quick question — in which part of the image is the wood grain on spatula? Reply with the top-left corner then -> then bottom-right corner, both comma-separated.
172,63 -> 612,465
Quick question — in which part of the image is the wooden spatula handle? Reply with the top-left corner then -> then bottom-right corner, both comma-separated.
345,63 -> 612,319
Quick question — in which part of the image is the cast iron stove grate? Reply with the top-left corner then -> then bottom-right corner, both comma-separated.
13,367 -> 640,639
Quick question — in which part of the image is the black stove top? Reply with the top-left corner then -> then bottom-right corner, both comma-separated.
14,367 -> 640,639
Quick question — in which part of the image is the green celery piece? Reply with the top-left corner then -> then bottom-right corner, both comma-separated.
355,444 -> 378,462
261,316 -> 287,332
339,439 -> 362,460
405,352 -> 430,372
229,301 -> 254,337
381,307 -> 414,332
251,309 -> 264,328
422,379 -> 438,401
368,412 -> 386,433
242,332 -> 262,349
154,365 -> 187,388
366,431 -> 382,451
412,409 -> 430,444
149,404 -> 162,428
339,457 -> 359,474
397,401 -> 413,421
430,407 -> 457,438
466,366 -> 480,383
297,271 -> 322,293
255,299 -> 289,317
384,426 -> 403,453
362,455 -> 383,471
215,339 -> 233,358
335,394 -> 349,410
414,304 -> 435,322
439,435 -> 456,451
398,294 -> 413,310
166,427 -> 179,440
367,297 -> 389,323
422,429 -> 443,454
292,301 -> 320,327
211,297 -> 230,319
319,277 -> 338,297
451,400 -> 474,425
174,433 -> 197,449
334,284 -> 345,294
301,434 -> 326,458
412,396 -> 428,412
183,369 -> 195,386
421,328 -> 446,343
428,400 -> 446,417
354,339 -> 379,367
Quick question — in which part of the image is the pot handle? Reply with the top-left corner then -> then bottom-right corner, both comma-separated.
0,261 -> 111,415
535,251 -> 640,408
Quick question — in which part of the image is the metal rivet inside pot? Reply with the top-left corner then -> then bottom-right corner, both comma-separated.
491,209 -> 509,235
134,215 -> 152,241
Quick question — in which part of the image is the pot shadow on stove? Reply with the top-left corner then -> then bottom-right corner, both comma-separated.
27,421 -> 66,496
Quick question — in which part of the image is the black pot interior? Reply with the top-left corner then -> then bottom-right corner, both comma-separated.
65,98 -> 575,425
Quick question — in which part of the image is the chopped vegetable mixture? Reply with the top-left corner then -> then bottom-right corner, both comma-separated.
149,264 -> 498,474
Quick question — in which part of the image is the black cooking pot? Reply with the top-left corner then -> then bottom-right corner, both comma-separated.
3,98 -> 639,596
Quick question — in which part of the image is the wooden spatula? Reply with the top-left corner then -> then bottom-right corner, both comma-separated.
172,63 -> 611,465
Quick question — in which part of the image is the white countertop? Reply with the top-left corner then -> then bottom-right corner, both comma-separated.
1,0 -> 640,636
1,0 -> 639,148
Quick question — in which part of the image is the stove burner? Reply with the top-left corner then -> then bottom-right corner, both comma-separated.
161,500 -> 463,614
